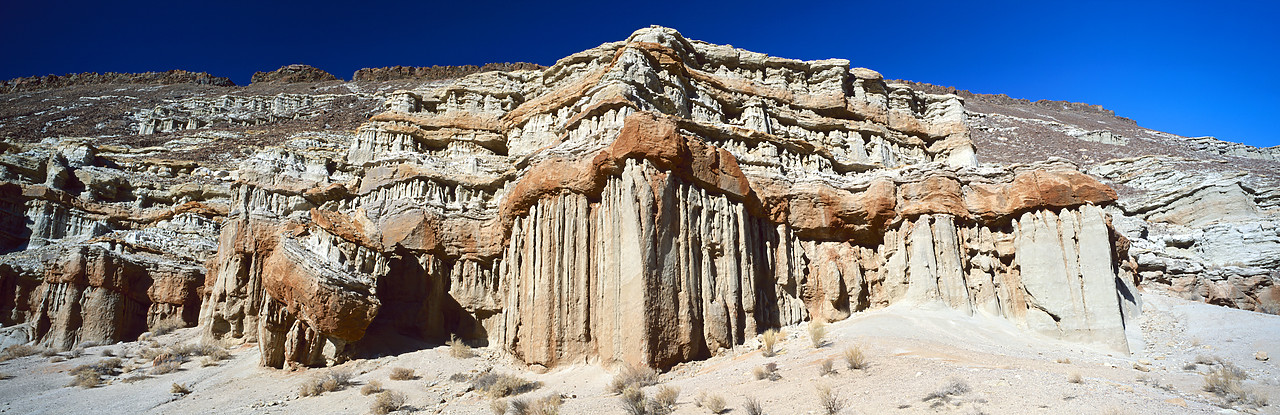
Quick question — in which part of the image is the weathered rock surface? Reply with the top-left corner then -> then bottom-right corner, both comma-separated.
352,63 -> 546,82
251,64 -> 340,84
11,26 -> 1272,372
194,26 -> 1137,369
0,70 -> 234,93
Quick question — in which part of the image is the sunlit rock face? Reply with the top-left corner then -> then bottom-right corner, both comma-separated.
0,26 -> 1147,369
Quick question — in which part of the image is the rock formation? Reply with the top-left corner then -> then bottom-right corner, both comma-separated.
4,26 -> 1273,372
352,63 -> 547,82
251,64 -> 339,84
0,70 -> 234,94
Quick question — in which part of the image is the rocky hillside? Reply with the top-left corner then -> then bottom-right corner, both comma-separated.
0,27 -> 1274,376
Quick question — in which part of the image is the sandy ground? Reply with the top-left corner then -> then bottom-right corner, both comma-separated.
0,292 -> 1276,415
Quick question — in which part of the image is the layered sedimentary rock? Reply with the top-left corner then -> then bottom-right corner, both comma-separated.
1090,156 -> 1279,310
251,64 -> 339,84
0,70 -> 234,94
194,26 -> 1138,370
352,63 -> 547,82
0,137 -> 225,349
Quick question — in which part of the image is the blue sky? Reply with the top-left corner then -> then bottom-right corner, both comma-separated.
2,0 -> 1276,147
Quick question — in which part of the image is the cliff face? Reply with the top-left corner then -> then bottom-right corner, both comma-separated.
191,26 -> 1137,369
12,26 -> 1268,370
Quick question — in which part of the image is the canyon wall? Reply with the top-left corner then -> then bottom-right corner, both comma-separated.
0,27 -> 1161,370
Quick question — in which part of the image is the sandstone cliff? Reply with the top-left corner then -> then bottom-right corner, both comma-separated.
192,26 -> 1137,369
5,26 -> 1272,373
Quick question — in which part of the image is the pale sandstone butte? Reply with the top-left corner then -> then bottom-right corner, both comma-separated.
196,26 -> 1139,369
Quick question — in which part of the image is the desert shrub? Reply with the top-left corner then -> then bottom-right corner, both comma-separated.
818,358 -> 836,377
650,384 -> 680,414
68,357 -> 123,387
1183,363 -> 1198,371
705,394 -> 727,414
0,372 -> 12,380
620,386 -> 646,415
1055,357 -> 1071,364
608,365 -> 658,394
69,370 -> 101,388
299,370 -> 353,397
371,390 -> 406,415
1,344 -> 44,362
449,335 -> 474,358
1203,362 -> 1266,407
171,382 -> 191,394
41,348 -> 59,357
362,380 -> 384,396
743,396 -> 764,415
389,367 -> 416,380
200,356 -> 220,367
1195,355 -> 1217,365
922,378 -> 970,407
808,320 -> 827,348
450,372 -> 473,383
842,346 -> 866,370
816,384 -> 844,415
1068,372 -> 1083,384
101,349 -> 115,357
474,372 -> 540,398
530,394 -> 563,415
761,329 -> 780,357
120,375 -> 151,383
752,362 -> 780,381
151,320 -> 186,336
490,398 -> 509,415
151,360 -> 182,375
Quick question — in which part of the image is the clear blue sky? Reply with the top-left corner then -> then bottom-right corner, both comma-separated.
3,0 -> 1276,147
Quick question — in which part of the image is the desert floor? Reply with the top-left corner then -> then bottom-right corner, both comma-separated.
1,292 -> 1276,414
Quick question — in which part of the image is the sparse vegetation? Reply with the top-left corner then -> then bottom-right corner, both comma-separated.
151,360 -> 182,374
0,344 -> 43,362
527,394 -> 563,415
389,367 -> 416,380
922,378 -> 970,408
743,396 -> 764,415
808,320 -> 827,348
143,342 -> 229,374
362,380 -> 384,396
101,348 -> 115,357
651,385 -> 680,414
299,370 -> 354,397
151,320 -> 186,336
1068,372 -> 1083,384
752,363 -> 780,381
842,345 -> 866,370
761,329 -> 780,357
67,357 -> 123,388
491,398 -> 509,415
702,393 -> 727,414
815,384 -> 844,415
171,382 -> 191,395
818,358 -> 836,376
370,390 -> 406,415
620,386 -> 646,415
449,335 -> 474,358
1203,361 -> 1267,408
608,365 -> 659,394
0,372 -> 12,380
1183,362 -> 1198,371
1055,357 -> 1071,364
474,372 -> 541,398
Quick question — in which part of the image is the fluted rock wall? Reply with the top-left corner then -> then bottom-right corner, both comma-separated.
0,26 -> 1147,369
189,27 -> 1144,369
